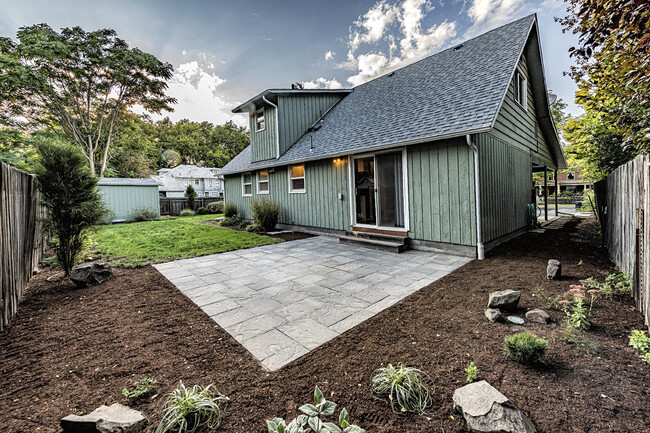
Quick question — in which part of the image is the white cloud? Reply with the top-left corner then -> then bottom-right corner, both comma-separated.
301,77 -> 344,89
325,50 -> 335,61
347,53 -> 389,86
466,0 -> 526,36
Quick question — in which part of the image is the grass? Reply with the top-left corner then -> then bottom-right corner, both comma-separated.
92,214 -> 281,268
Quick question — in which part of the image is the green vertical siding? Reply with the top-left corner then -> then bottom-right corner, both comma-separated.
250,105 -> 278,163
478,133 -> 532,243
98,185 -> 160,221
224,158 -> 350,231
277,95 -> 343,155
407,138 -> 476,246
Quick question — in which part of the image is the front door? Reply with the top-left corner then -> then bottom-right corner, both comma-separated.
353,151 -> 405,228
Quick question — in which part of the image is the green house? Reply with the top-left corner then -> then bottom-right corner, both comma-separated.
219,14 -> 566,258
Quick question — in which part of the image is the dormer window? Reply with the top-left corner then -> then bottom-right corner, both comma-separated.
255,109 -> 265,132
515,70 -> 527,110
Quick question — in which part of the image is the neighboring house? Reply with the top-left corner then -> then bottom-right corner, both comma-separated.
536,170 -> 592,195
97,178 -> 160,222
153,164 -> 223,198
219,14 -> 566,258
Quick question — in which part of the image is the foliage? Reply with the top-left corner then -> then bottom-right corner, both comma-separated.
219,216 -> 243,227
223,203 -> 238,218
180,209 -> 195,217
154,382 -> 228,433
576,189 -> 596,212
128,208 -> 158,222
251,199 -> 281,231
503,333 -> 548,365
0,24 -> 176,176
206,201 -> 224,214
532,286 -> 562,310
549,91 -> 570,139
464,362 -> 478,383
370,363 -> 433,414
604,273 -> 632,295
266,386 -> 365,433
196,207 -> 210,215
559,284 -> 598,331
34,138 -> 106,276
246,224 -> 263,233
122,377 -> 157,399
628,330 -> 650,364
185,185 -> 196,210
561,322 -> 599,356
92,214 -> 280,267
0,128 -> 39,173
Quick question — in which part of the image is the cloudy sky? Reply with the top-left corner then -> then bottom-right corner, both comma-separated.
0,0 -> 581,127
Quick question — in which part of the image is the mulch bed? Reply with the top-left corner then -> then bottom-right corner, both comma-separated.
1,217 -> 649,432
204,220 -> 315,241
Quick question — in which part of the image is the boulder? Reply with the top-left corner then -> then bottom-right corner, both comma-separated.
453,381 -> 536,433
487,290 -> 521,311
70,263 -> 113,288
525,309 -> 551,324
484,308 -> 503,323
61,403 -> 146,433
546,259 -> 561,280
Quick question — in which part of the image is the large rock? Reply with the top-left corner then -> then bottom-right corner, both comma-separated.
546,259 -> 562,280
70,263 -> 113,288
525,309 -> 551,324
487,290 -> 520,311
484,308 -> 503,323
61,403 -> 146,433
453,381 -> 536,433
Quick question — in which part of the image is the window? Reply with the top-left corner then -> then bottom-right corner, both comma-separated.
257,171 -> 269,194
194,179 -> 200,185
255,109 -> 265,132
289,165 -> 305,193
567,172 -> 575,180
242,173 -> 252,196
515,70 -> 527,109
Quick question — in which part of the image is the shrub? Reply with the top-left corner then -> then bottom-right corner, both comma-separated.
266,386 -> 364,433
196,207 -> 209,215
154,382 -> 228,433
185,184 -> 196,210
251,199 -> 281,231
219,216 -> 242,227
34,139 -> 106,276
246,224 -> 263,232
370,363 -> 433,414
465,362 -> 478,383
180,209 -> 195,217
559,284 -> 598,331
207,201 -> 224,214
629,330 -> 650,364
503,332 -> 548,365
122,377 -> 157,399
605,273 -> 632,295
224,203 -> 238,218
129,208 -> 158,222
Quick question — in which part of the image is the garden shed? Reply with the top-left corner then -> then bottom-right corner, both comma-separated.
97,178 -> 160,222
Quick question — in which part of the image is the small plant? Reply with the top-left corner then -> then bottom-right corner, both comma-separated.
251,199 -> 281,231
503,332 -> 548,365
561,322 -> 599,356
154,382 -> 228,433
185,184 -> 196,210
559,284 -> 598,331
129,208 -> 158,222
370,363 -> 433,414
196,207 -> 209,215
219,216 -> 242,227
246,223 -> 263,232
465,362 -> 478,383
223,203 -> 238,218
531,286 -> 562,310
629,330 -> 650,364
605,273 -> 632,295
206,201 -> 224,214
180,209 -> 195,217
266,386 -> 365,433
122,377 -> 157,399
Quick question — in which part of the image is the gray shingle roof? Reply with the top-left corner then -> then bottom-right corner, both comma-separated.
220,15 -> 540,176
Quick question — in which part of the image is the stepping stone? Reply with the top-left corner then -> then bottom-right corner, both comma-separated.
61,403 -> 146,433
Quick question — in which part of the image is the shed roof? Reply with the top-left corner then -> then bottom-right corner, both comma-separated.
98,178 -> 158,187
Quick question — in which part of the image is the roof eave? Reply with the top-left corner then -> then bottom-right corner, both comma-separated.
231,89 -> 353,113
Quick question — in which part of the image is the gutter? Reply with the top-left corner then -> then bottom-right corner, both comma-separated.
262,95 -> 280,159
466,134 -> 484,260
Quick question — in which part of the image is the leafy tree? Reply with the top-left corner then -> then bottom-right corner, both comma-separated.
107,111 -> 161,178
35,138 -> 106,276
0,24 -> 176,176
185,184 -> 196,210
549,92 -> 570,138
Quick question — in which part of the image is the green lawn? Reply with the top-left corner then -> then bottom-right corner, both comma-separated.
92,214 -> 281,268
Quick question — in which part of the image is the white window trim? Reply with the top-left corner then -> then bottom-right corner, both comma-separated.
254,109 -> 265,132
242,172 -> 253,197
257,171 -> 270,195
514,69 -> 527,111
288,165 -> 306,194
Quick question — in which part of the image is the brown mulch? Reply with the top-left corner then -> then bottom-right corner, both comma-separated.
1,217 -> 649,432
204,220 -> 315,241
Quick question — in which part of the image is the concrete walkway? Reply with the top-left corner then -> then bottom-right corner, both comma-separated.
154,236 -> 471,371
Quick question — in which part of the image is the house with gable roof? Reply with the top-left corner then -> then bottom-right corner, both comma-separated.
219,14 -> 566,257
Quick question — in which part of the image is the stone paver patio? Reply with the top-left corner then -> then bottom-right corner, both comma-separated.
154,236 -> 471,370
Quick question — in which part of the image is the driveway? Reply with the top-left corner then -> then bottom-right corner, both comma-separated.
154,236 -> 471,370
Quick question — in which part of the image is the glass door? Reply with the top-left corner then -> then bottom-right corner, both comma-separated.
354,157 -> 376,225
376,152 -> 404,228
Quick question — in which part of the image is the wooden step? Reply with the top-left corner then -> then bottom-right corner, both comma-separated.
339,232 -> 409,253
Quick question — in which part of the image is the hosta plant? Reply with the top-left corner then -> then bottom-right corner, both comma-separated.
154,382 -> 228,433
266,386 -> 364,433
370,363 -> 433,414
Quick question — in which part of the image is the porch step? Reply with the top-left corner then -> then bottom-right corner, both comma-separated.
339,231 -> 409,253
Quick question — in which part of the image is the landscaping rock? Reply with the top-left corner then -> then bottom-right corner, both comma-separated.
484,308 -> 503,323
70,263 -> 113,288
487,290 -> 520,311
546,259 -> 562,280
61,403 -> 146,433
453,380 -> 536,433
506,316 -> 525,325
525,309 -> 551,324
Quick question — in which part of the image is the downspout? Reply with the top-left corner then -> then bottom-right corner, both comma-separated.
262,95 -> 280,159
466,134 -> 485,260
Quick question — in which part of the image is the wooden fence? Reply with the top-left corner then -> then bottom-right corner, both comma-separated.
594,154 -> 650,329
1,162 -> 46,330
159,197 -> 222,216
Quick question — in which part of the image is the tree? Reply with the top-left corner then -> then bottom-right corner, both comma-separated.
35,138 -> 106,276
0,24 -> 176,176
185,184 -> 196,210
549,92 -> 570,137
